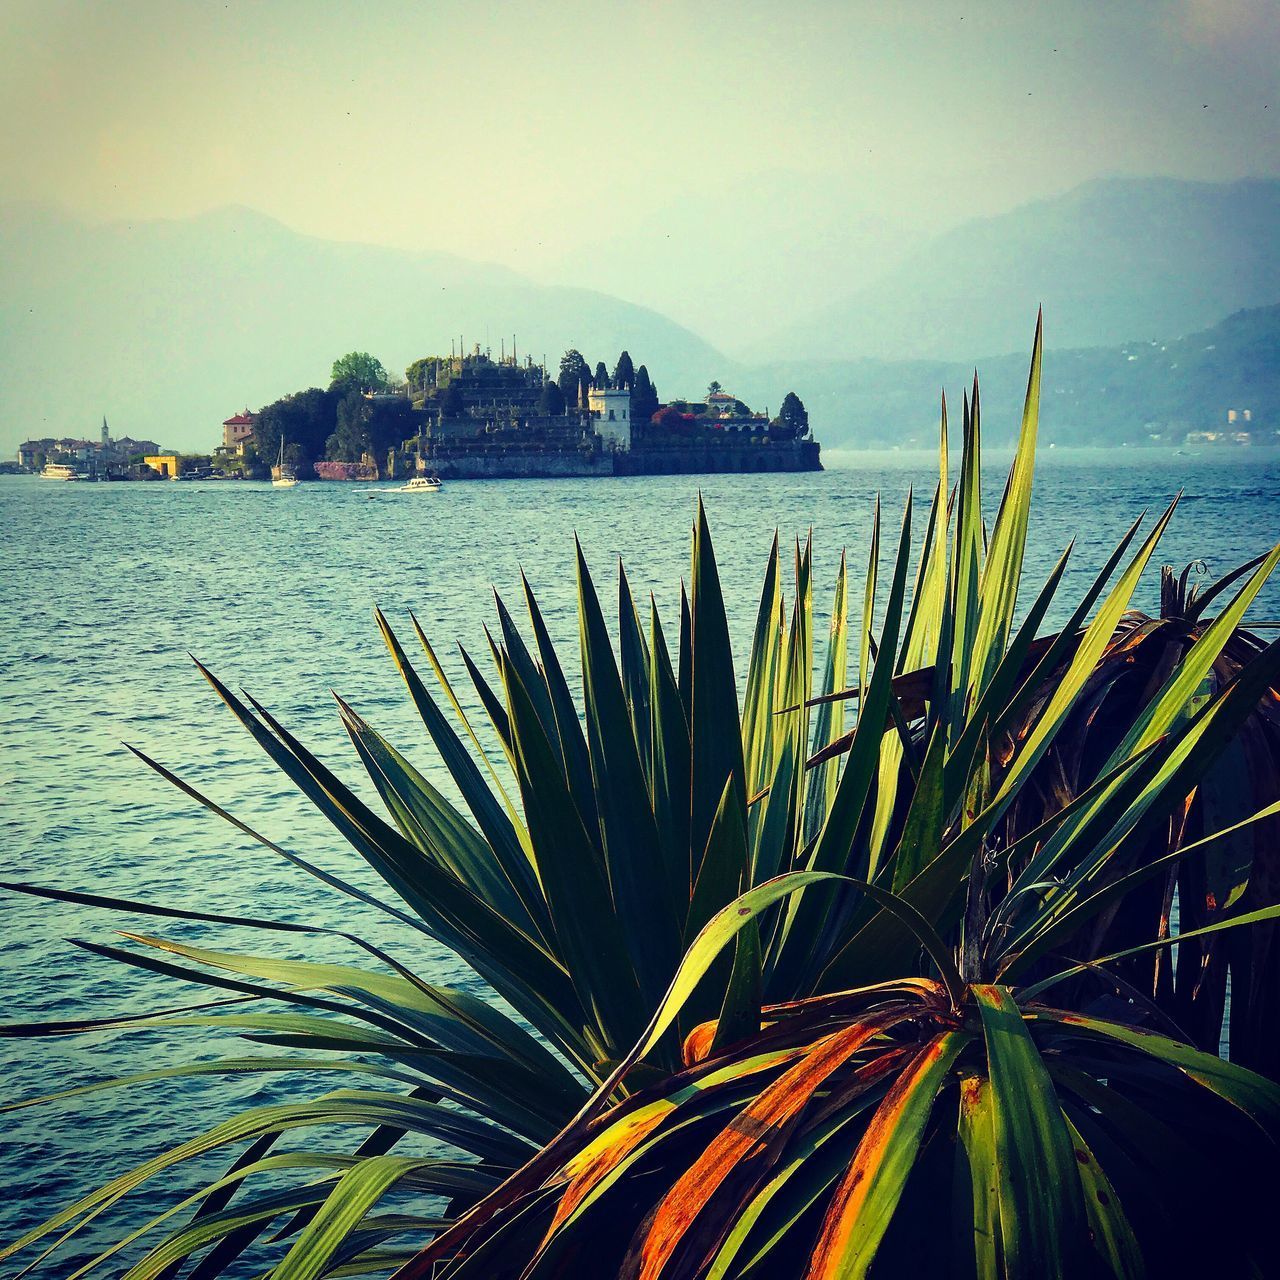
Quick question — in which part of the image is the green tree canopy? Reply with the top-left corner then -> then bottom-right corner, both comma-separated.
593,361 -> 610,390
633,365 -> 659,421
253,387 -> 338,475
558,350 -> 589,403
330,351 -> 389,393
777,390 -> 810,434
405,357 -> 442,392
706,379 -> 723,399
538,379 -> 566,416
440,380 -> 465,419
325,389 -> 372,462
612,351 -> 635,391
368,396 -> 421,458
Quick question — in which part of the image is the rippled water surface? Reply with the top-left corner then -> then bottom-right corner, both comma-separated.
3,450 -> 1279,1272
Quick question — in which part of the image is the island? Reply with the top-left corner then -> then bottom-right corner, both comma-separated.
237,347 -> 820,482
391,348 -> 821,480
12,347 -> 821,482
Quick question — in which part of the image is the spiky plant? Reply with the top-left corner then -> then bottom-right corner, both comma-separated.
989,561 -> 1280,1071
4,320 -> 1279,1279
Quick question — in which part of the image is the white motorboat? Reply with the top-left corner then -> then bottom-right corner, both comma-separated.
272,438 -> 299,489
39,463 -> 86,481
397,475 -> 442,493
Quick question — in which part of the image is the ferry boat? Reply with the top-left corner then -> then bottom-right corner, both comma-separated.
39,463 -> 87,481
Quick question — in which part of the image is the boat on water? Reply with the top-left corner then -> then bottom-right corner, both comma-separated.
272,438 -> 299,489
363,474 -> 443,498
39,463 -> 89,481
398,475 -> 442,493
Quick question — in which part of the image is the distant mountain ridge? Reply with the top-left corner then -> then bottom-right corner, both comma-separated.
734,304 -> 1280,449
762,178 -> 1280,362
0,203 -> 725,452
3,178 -> 1279,456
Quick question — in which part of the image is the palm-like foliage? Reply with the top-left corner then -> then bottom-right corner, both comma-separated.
990,567 -> 1280,1072
4,319 -> 1280,1278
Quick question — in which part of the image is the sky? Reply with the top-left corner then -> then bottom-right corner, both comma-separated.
1,0 -> 1278,412
0,0 -> 1277,452
3,0 -> 1276,275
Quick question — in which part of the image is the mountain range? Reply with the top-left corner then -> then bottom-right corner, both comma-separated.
0,176 -> 1276,453
762,178 -> 1280,363
736,304 -> 1280,450
0,203 -> 723,451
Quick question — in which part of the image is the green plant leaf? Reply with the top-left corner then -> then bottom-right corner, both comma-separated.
969,312 -> 1043,701
522,571 -> 600,839
1029,1009 -> 1280,1135
809,1031 -> 969,1279
972,984 -> 1087,1280
377,608 -> 530,872
649,598 -> 693,901
1060,1115 -> 1145,1280
576,541 -> 683,1013
273,1156 -> 434,1280
955,1073 -> 1001,1280
690,497 -> 747,878
502,648 -> 647,1060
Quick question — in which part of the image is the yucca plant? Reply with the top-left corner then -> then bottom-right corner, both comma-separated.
4,319 -> 1279,1279
987,563 -> 1280,1072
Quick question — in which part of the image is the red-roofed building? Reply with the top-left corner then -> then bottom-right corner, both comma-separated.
222,410 -> 257,451
706,390 -> 740,418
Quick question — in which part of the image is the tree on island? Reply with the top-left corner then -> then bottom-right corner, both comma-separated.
612,351 -> 635,391
777,390 -> 810,435
369,396 -> 419,457
440,380 -> 465,419
632,365 -> 659,421
325,391 -> 418,464
330,351 -> 389,393
538,379 -> 566,416
651,405 -> 689,432
593,361 -> 610,390
326,390 -> 372,462
254,387 -> 339,477
405,357 -> 441,393
558,350 -> 589,404
706,379 -> 724,399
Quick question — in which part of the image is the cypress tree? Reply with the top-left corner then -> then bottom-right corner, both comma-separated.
558,350 -> 589,402
633,365 -> 659,420
594,361 -> 610,390
612,351 -> 635,391
778,391 -> 809,434
538,379 -> 566,416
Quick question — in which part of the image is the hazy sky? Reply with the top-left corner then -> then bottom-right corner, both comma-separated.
3,0 -> 1277,279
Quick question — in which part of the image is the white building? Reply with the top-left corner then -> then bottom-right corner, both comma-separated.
588,386 -> 632,451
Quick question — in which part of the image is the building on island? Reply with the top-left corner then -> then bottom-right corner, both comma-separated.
143,454 -> 182,478
16,419 -> 162,474
587,385 -> 631,451
213,344 -> 818,483
392,346 -> 819,480
222,410 -> 257,452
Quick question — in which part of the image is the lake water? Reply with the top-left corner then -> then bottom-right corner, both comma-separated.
3,450 -> 1279,1273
